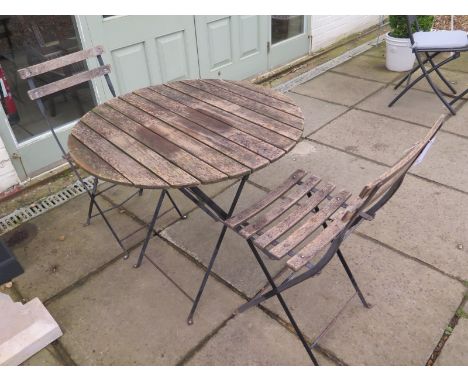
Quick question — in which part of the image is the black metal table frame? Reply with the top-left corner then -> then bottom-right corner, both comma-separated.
87,173 -> 250,270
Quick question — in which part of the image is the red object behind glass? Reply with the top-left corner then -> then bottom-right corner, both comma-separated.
0,63 -> 19,125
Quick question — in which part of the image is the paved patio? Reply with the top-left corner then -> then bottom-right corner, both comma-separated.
2,42 -> 468,365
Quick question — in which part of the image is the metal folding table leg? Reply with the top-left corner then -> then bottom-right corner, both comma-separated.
85,176 -> 99,226
187,175 -> 249,325
133,190 -> 167,268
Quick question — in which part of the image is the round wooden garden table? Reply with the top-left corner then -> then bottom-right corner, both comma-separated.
67,79 -> 304,267
68,79 -> 303,189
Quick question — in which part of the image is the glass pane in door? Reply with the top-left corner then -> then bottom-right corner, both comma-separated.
0,16 -> 95,143
271,15 -> 304,44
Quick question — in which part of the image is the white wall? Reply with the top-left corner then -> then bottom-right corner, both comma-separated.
0,135 -> 19,193
310,15 -> 381,53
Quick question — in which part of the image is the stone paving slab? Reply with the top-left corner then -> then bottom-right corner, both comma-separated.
311,108 -> 468,193
21,344 -> 63,366
250,140 -> 383,194
443,53 -> 468,74
331,54 -> 404,84
187,309 -> 336,366
2,194 -> 144,302
102,180 -> 235,228
263,234 -> 465,365
405,69 -> 468,95
292,71 -> 384,107
443,104 -> 468,138
287,92 -> 348,137
356,87 -> 450,127
362,43 -> 385,58
46,239 -> 243,365
359,177 -> 468,281
161,183 -> 287,298
436,318 -> 468,365
250,140 -> 468,280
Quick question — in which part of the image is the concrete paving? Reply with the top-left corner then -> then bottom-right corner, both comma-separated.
3,42 -> 468,365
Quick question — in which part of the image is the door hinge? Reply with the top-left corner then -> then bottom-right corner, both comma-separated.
267,41 -> 271,54
11,153 -> 21,159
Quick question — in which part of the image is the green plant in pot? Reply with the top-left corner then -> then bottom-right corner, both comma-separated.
386,15 -> 435,72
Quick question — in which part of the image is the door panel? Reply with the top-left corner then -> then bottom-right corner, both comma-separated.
81,16 -> 200,100
111,42 -> 151,94
195,15 -> 268,79
268,15 -> 310,69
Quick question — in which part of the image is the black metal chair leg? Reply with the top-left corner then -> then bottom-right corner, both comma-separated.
416,52 -> 456,115
246,240 -> 319,365
133,190 -> 166,268
85,176 -> 99,226
336,249 -> 371,309
425,52 -> 457,94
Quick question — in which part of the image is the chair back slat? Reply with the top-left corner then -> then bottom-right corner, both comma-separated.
342,114 -> 447,222
18,45 -> 105,80
27,65 -> 111,100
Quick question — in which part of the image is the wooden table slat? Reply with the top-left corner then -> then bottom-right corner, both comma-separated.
168,81 -> 302,141
68,136 -> 130,185
121,93 -> 267,171
132,90 -> 269,169
196,80 -> 303,129
153,84 -> 294,151
107,98 -> 247,178
204,80 -> 302,118
81,112 -> 200,187
135,87 -> 284,161
72,123 -> 168,188
94,105 -> 226,184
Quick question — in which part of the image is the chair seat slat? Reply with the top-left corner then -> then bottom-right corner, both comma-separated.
287,211 -> 349,271
254,182 -> 336,248
226,169 -> 307,228
239,175 -> 321,238
269,190 -> 352,259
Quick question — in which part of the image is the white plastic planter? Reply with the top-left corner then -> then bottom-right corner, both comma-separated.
385,32 -> 415,72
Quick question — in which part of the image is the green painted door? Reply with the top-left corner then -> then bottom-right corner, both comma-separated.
268,16 -> 310,69
80,16 -> 200,100
195,16 -> 269,79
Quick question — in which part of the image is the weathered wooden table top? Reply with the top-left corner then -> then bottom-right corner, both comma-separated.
68,79 -> 304,189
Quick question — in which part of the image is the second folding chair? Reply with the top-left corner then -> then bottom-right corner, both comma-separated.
187,115 -> 447,365
389,16 -> 468,115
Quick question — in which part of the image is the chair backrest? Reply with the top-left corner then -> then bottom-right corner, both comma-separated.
18,45 -> 115,103
343,113 -> 447,225
406,15 -> 419,45
287,114 -> 447,273
18,45 -> 115,155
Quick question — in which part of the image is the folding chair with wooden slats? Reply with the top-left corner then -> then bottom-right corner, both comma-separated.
17,46 -> 184,262
187,114 -> 447,365
389,16 -> 468,115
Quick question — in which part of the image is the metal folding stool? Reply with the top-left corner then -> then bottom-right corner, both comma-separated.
18,45 -> 184,266
188,115 -> 447,365
389,16 -> 468,115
